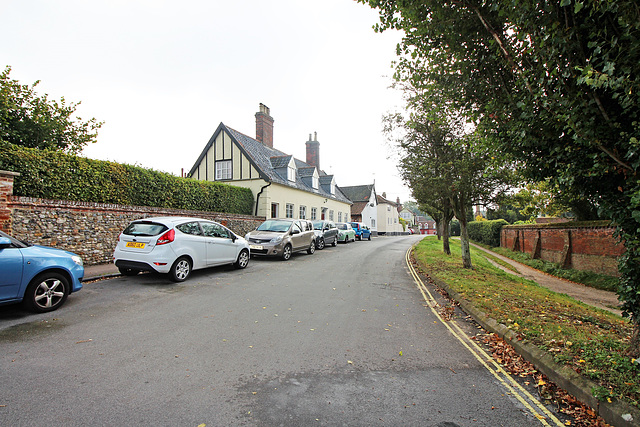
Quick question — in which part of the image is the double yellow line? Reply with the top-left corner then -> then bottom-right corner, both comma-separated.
404,247 -> 565,426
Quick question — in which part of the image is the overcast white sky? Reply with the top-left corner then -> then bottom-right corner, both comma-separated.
2,0 -> 412,203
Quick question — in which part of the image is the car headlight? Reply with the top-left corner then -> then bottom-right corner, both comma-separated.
271,235 -> 283,244
71,255 -> 83,266
338,232 -> 344,237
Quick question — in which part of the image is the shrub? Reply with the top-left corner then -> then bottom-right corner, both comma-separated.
468,219 -> 508,247
0,141 -> 254,214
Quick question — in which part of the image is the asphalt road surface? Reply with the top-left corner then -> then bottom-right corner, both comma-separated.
1,235 -> 559,426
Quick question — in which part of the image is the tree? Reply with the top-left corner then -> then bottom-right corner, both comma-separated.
0,66 -> 103,154
385,99 -> 512,268
360,0 -> 640,355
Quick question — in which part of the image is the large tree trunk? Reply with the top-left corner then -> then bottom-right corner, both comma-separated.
459,215 -> 472,269
441,216 -> 451,255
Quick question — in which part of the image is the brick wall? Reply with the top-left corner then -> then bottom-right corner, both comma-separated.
501,223 -> 624,276
0,170 -> 265,265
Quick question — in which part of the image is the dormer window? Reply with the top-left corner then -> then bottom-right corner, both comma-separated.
288,164 -> 296,182
312,170 -> 319,189
330,182 -> 335,195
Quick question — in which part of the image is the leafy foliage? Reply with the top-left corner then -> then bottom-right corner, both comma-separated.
468,219 -> 508,247
361,0 -> 640,355
0,142 -> 254,214
0,66 -> 103,154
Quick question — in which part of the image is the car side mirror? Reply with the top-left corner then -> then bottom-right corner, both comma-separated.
291,229 -> 300,235
0,237 -> 11,249
230,234 -> 237,242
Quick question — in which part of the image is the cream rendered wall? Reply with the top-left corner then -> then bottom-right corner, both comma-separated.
377,202 -> 403,234
257,183 -> 351,221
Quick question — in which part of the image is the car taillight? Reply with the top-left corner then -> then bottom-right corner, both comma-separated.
157,229 -> 175,245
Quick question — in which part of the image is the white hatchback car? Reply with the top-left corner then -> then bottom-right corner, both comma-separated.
113,217 -> 250,282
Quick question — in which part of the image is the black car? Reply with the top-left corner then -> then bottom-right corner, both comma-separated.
312,220 -> 339,249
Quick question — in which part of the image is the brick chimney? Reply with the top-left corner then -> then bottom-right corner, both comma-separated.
255,103 -> 274,148
306,131 -> 320,170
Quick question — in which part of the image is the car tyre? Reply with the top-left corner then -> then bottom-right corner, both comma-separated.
281,244 -> 292,261
23,272 -> 70,313
368,235 -> 371,241
307,241 -> 316,255
316,238 -> 325,250
118,267 -> 139,276
332,238 -> 337,247
235,249 -> 249,269
170,256 -> 191,282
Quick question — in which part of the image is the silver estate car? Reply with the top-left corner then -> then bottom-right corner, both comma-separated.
245,219 -> 316,260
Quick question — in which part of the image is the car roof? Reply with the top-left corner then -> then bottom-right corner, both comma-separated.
132,216 -> 219,226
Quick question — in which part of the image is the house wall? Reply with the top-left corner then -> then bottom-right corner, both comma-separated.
192,130 -> 260,181
0,170 -> 264,266
500,224 -> 624,276
360,191 -> 378,232
261,183 -> 351,221
377,202 -> 403,235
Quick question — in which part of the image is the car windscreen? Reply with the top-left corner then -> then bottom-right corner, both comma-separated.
256,220 -> 292,232
0,230 -> 29,248
312,221 -> 324,230
336,223 -> 347,230
123,221 -> 169,237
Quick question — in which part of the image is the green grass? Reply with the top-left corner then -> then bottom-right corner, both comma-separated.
412,238 -> 639,408
485,245 -> 619,292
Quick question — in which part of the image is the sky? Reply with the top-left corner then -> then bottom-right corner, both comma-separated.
1,0 -> 412,203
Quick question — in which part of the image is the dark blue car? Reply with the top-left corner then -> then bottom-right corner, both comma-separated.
0,230 -> 84,312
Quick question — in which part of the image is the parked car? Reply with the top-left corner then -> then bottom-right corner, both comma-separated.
336,222 -> 356,243
351,222 -> 372,241
113,217 -> 250,282
312,220 -> 338,249
0,230 -> 84,313
245,219 -> 316,260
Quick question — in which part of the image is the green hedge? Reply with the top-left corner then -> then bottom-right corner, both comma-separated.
0,142 -> 254,214
468,219 -> 509,247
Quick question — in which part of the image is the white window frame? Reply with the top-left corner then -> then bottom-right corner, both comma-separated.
299,205 -> 307,219
215,160 -> 232,180
329,210 -> 334,221
311,207 -> 317,220
286,203 -> 294,218
338,212 -> 342,222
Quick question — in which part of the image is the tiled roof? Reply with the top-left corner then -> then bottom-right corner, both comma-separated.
350,201 -> 369,216
340,184 -> 374,203
224,125 -> 352,204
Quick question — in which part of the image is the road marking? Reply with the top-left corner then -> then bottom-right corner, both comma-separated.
405,248 -> 565,426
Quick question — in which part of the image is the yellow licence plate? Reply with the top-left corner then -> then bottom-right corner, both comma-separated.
126,242 -> 146,249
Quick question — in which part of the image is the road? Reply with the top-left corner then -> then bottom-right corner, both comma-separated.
0,235 -> 561,426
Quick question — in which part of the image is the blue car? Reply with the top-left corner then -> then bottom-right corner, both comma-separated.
0,230 -> 84,312
350,222 -> 372,241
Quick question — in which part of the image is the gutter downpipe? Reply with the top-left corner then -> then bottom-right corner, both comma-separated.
255,182 -> 272,216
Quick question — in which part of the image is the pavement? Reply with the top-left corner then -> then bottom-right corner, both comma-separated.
83,262 -> 120,281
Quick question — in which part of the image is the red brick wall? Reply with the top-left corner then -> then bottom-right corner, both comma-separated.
501,224 -> 623,276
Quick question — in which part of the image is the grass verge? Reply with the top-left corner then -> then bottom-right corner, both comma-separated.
481,244 -> 619,292
412,237 -> 639,409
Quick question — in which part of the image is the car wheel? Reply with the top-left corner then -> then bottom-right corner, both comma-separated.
307,241 -> 316,255
281,244 -> 292,261
170,257 -> 191,282
118,267 -> 139,276
368,234 -> 371,241
23,272 -> 70,313
332,238 -> 337,247
235,249 -> 250,269
316,238 -> 325,250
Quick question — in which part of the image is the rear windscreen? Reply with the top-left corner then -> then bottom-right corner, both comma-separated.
123,222 -> 169,237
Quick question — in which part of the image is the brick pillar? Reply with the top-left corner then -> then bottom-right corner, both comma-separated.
0,170 -> 19,233
255,103 -> 274,148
